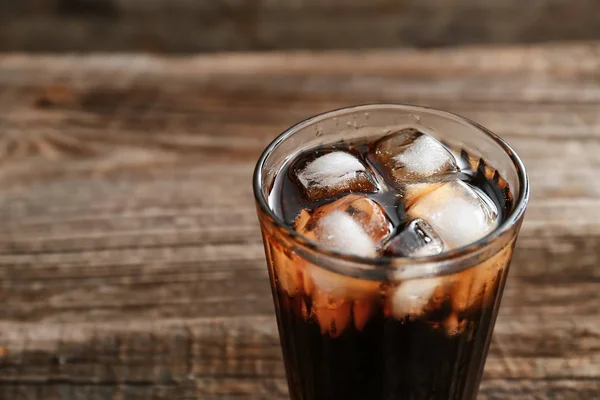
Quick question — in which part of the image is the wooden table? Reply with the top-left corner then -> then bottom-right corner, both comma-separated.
0,43 -> 598,399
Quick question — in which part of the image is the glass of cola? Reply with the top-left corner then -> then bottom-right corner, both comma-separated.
253,104 -> 529,400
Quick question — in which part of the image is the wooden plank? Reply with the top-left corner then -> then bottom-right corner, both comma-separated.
0,315 -> 598,396
1,380 -> 597,400
1,315 -> 598,380
0,44 -> 599,398
478,380 -> 600,400
0,239 -> 598,322
1,380 -> 598,400
1,0 -> 600,52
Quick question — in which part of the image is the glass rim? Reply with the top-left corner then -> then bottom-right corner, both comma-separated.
253,103 -> 530,273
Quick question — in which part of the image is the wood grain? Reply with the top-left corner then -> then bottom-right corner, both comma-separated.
1,0 -> 600,52
0,43 -> 599,399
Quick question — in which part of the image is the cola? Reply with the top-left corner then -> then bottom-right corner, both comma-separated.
254,106 -> 528,400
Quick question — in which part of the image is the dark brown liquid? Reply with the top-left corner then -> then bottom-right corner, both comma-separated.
275,283 -> 503,400
267,136 -> 514,400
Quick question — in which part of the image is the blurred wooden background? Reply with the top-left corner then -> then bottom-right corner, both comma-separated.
1,0 -> 600,53
1,44 -> 600,399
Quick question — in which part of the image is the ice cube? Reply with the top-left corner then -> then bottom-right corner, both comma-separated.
294,194 -> 390,317
383,218 -> 444,257
296,151 -> 377,201
375,128 -> 458,184
295,194 -> 392,257
322,211 -> 377,256
311,290 -> 352,337
305,263 -> 381,336
408,180 -> 499,249
443,314 -> 467,336
390,277 -> 444,319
